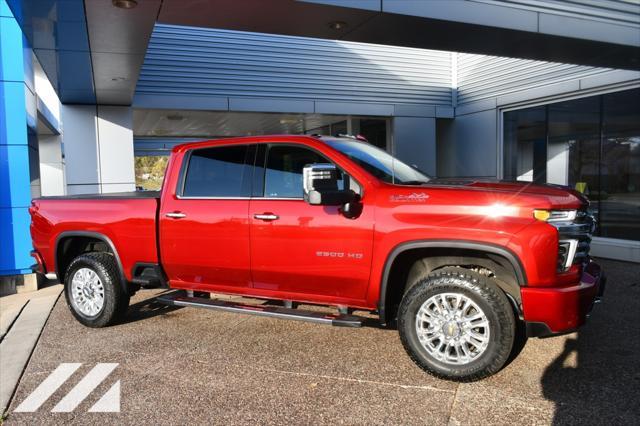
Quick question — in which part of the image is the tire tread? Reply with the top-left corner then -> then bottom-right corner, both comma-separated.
398,266 -> 515,382
64,252 -> 129,327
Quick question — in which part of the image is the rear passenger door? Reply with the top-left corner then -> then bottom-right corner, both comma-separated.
160,144 -> 254,292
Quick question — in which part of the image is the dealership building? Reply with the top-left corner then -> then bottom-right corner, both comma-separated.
1,0 -> 639,290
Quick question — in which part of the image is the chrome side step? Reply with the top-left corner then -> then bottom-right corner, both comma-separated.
156,293 -> 363,328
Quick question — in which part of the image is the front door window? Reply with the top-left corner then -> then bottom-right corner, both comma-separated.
263,145 -> 342,198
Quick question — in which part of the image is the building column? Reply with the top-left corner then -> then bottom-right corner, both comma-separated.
0,0 -> 37,292
393,116 -> 436,176
62,105 -> 136,194
38,135 -> 66,196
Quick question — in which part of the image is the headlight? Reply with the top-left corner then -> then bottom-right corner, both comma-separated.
533,209 -> 577,222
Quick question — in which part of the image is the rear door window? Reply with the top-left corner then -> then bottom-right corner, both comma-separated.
182,145 -> 252,197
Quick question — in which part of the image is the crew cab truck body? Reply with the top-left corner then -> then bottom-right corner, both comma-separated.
29,135 -> 604,381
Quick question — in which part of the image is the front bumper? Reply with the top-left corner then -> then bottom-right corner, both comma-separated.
522,261 -> 604,337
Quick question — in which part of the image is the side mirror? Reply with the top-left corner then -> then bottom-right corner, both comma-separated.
303,163 -> 355,206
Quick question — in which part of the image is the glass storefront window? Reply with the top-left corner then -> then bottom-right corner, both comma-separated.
601,90 -> 640,240
304,118 -> 388,151
503,107 -> 546,183
548,96 -> 600,194
357,119 -> 388,150
502,88 -> 640,241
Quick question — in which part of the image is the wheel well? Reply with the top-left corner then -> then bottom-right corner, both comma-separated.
56,236 -> 115,281
382,248 -> 522,324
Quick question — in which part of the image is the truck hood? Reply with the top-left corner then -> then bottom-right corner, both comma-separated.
427,178 -> 588,206
381,178 -> 589,215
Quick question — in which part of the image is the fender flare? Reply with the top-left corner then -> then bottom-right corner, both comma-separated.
55,231 -> 128,293
377,239 -> 527,324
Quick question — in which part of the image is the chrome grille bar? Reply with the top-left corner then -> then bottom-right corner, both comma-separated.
554,209 -> 595,271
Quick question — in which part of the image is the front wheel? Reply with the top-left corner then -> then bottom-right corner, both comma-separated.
64,252 -> 130,328
398,267 -> 515,381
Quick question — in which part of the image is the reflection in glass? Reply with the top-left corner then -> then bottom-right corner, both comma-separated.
502,88 -> 640,241
547,96 -> 599,189
358,119 -> 387,150
600,90 -> 640,240
503,107 -> 546,183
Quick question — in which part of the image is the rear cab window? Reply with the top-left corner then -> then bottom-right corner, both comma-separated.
180,145 -> 254,198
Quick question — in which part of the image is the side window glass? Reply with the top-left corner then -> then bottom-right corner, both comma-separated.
264,145 -> 344,198
182,145 -> 251,197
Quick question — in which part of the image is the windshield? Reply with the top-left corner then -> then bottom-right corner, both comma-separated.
325,139 -> 431,185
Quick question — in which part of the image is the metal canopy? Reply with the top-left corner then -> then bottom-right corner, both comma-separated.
6,0 -> 640,106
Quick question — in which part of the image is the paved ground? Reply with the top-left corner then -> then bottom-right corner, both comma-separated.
0,284 -> 62,413
3,259 -> 639,425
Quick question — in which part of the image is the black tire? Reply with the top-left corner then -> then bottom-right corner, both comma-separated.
398,266 -> 515,381
64,252 -> 130,328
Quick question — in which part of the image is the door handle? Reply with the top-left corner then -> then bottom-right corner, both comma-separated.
166,212 -> 187,219
254,213 -> 279,221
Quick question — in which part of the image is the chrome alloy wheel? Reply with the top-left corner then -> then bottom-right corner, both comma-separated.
71,267 -> 105,317
415,292 -> 490,365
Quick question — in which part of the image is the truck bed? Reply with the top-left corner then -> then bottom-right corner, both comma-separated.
30,193 -> 160,281
35,191 -> 161,200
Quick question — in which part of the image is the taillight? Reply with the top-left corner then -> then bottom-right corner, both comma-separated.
30,250 -> 45,273
28,200 -> 38,216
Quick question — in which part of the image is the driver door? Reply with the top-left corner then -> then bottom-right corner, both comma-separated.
249,144 -> 375,304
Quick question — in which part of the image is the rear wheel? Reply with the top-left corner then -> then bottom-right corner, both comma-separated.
398,267 -> 515,381
64,252 -> 130,327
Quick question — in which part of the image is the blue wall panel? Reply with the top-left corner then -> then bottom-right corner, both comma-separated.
5,0 -> 95,103
0,10 -> 23,82
0,0 -> 33,276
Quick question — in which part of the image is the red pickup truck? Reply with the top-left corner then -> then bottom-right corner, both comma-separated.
29,135 -> 604,381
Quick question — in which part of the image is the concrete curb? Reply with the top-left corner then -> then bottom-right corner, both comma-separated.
0,285 -> 62,414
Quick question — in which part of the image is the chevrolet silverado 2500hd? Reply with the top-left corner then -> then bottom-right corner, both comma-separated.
29,135 -> 604,381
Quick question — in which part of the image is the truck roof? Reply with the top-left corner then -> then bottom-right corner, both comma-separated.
171,134 -> 360,153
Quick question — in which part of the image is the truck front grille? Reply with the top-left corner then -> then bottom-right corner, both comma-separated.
554,210 -> 595,272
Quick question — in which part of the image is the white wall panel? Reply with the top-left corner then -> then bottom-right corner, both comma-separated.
62,105 -> 135,194
96,106 -> 135,191
61,105 -> 99,188
456,53 -> 616,105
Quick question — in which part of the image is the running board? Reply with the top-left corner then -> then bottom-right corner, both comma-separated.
156,293 -> 364,328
